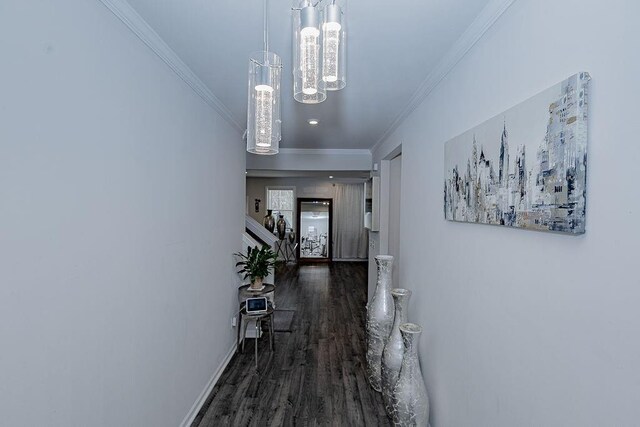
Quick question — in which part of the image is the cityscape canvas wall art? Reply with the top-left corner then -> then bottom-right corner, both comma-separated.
444,72 -> 590,234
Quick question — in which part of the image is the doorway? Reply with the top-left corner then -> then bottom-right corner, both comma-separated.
388,154 -> 402,289
297,198 -> 332,262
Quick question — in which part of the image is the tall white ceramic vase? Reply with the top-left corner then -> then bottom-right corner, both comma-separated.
390,322 -> 429,426
381,288 -> 411,415
366,255 -> 394,392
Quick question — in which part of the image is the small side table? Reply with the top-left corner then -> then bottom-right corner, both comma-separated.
285,242 -> 298,263
237,284 -> 276,362
238,305 -> 274,368
275,240 -> 298,263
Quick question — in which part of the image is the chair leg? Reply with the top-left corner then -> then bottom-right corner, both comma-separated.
236,315 -> 242,354
269,315 -> 274,351
254,319 -> 260,368
241,317 -> 250,354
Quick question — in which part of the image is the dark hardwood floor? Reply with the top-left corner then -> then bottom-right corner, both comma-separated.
193,262 -> 390,426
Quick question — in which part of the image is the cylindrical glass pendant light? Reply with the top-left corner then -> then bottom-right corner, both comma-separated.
247,0 -> 282,155
293,1 -> 326,104
322,0 -> 346,90
247,52 -> 282,155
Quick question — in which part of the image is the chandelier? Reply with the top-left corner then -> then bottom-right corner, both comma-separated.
292,0 -> 346,104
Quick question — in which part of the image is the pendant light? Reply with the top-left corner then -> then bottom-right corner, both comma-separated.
322,0 -> 346,91
247,0 -> 282,155
293,1 -> 326,104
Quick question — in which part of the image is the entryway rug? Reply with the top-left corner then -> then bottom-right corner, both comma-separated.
273,310 -> 295,332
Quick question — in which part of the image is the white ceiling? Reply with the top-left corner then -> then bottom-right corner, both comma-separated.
125,0 -> 492,150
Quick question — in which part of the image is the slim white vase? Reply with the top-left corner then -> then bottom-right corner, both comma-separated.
390,322 -> 429,426
366,255 -> 394,392
381,288 -> 412,416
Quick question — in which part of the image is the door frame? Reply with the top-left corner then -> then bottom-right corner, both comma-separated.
296,198 -> 333,262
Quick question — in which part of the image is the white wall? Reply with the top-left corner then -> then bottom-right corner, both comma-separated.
0,1 -> 244,426
247,148 -> 371,171
372,0 -> 640,425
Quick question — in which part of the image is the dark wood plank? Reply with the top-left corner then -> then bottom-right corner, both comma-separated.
192,262 -> 390,426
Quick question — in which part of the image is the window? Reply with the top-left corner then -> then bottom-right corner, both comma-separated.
267,187 -> 295,230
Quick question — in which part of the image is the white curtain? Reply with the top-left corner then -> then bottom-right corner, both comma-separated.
333,184 -> 368,259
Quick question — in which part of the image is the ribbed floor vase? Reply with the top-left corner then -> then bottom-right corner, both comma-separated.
381,288 -> 412,416
390,323 -> 429,426
366,255 -> 394,392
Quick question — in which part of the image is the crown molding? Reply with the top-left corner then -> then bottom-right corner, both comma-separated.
371,0 -> 517,153
98,0 -> 243,133
278,148 -> 372,156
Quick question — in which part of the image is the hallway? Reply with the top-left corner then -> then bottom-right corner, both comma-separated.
193,263 -> 389,426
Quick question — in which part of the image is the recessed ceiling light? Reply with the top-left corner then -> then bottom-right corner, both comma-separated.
308,119 -> 319,125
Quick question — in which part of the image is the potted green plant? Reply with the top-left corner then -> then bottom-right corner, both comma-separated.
234,245 -> 278,290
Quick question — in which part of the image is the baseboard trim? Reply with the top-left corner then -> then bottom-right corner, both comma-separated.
180,342 -> 237,427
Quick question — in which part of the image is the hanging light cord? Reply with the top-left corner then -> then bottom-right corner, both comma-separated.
263,0 -> 268,52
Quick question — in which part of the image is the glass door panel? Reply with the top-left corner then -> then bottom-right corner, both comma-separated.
298,199 -> 331,261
